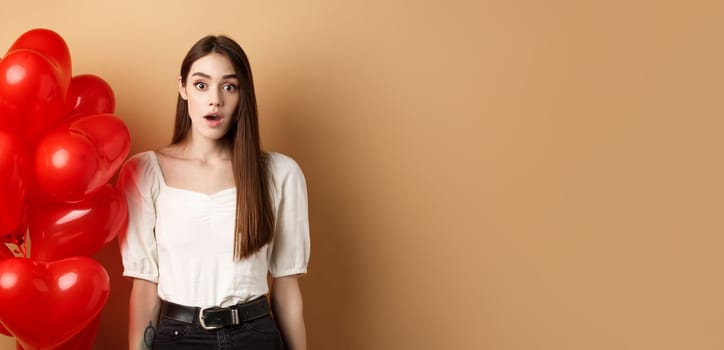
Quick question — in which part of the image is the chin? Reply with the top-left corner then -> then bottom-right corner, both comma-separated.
206,131 -> 230,141
192,127 -> 231,141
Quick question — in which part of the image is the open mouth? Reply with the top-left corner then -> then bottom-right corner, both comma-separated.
203,113 -> 224,127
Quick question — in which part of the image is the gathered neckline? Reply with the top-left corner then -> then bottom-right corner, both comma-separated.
148,151 -> 236,197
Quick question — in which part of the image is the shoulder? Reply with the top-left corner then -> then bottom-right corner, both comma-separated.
265,152 -> 307,193
266,152 -> 304,178
118,151 -> 160,187
121,151 -> 157,173
265,152 -> 308,205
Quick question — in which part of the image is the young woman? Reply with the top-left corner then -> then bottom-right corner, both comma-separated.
118,35 -> 310,350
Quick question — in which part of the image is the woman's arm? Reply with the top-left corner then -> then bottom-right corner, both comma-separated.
128,278 -> 161,350
271,275 -> 307,350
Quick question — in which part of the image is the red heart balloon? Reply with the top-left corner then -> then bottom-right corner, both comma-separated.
0,248 -> 11,337
0,257 -> 109,349
0,246 -> 13,260
7,28 -> 72,89
66,74 -> 115,116
28,184 -> 128,262
33,127 -> 100,202
54,313 -> 101,350
0,131 -> 31,236
15,313 -> 102,350
68,114 -> 130,184
0,49 -> 67,142
33,114 -> 130,203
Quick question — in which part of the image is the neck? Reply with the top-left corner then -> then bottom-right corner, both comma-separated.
179,132 -> 231,161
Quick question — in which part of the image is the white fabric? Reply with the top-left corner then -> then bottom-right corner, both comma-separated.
118,151 -> 310,308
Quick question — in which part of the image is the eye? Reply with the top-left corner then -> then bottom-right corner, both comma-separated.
194,82 -> 207,90
223,84 -> 237,92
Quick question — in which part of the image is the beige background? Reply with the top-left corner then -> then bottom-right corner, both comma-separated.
1,0 -> 724,349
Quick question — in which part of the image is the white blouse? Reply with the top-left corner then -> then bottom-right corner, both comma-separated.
117,151 -> 310,308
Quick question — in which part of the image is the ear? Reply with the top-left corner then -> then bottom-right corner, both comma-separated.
178,76 -> 188,100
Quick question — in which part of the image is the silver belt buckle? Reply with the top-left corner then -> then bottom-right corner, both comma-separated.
199,306 -> 240,330
199,306 -> 222,330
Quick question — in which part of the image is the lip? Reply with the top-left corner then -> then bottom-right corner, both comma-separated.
203,113 -> 224,128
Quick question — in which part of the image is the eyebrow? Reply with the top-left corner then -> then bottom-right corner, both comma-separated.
191,72 -> 238,79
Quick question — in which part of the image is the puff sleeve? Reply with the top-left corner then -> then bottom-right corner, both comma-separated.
117,152 -> 160,283
267,153 -> 311,278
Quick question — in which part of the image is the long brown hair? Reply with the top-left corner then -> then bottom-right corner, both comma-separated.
172,35 -> 274,260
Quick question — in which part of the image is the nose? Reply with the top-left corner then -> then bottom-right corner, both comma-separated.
208,89 -> 223,107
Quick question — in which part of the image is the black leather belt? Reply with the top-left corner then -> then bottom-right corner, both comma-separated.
160,297 -> 271,330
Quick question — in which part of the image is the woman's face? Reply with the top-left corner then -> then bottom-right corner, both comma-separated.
179,53 -> 240,141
